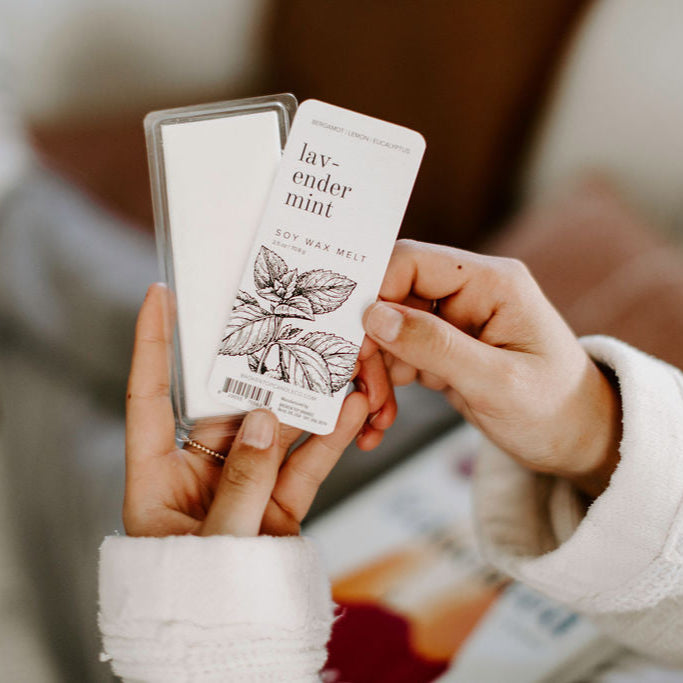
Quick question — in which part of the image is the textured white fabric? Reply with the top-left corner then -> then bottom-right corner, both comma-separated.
99,535 -> 334,682
474,335 -> 683,665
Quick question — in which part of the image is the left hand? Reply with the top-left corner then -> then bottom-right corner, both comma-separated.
123,283 -> 394,538
361,241 -> 622,497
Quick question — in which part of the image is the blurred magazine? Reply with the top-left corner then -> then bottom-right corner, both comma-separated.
306,425 -> 622,683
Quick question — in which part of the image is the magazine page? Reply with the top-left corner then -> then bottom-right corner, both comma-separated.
306,425 -> 620,683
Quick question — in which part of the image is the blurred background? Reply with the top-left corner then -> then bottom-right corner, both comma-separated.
0,0 -> 682,681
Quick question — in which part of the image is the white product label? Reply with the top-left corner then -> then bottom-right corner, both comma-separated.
208,99 -> 425,433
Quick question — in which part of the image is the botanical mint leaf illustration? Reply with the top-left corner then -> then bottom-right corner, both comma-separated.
298,332 -> 359,392
247,354 -> 261,373
257,287 -> 284,304
279,269 -> 298,299
259,268 -> 299,303
273,295 -> 315,320
264,368 -> 285,380
254,246 -> 288,291
278,342 -> 333,395
219,245 -> 360,397
295,269 -> 356,314
280,325 -> 303,340
235,290 -> 259,306
219,304 -> 278,355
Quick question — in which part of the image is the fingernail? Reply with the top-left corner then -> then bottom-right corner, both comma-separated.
365,303 -> 402,342
355,379 -> 368,394
241,410 -> 275,449
369,410 -> 382,425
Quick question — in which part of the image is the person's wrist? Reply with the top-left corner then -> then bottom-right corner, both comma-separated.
560,360 -> 622,498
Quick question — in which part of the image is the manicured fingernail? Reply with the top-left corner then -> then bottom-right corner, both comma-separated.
355,379 -> 368,394
241,410 -> 275,449
365,303 -> 402,342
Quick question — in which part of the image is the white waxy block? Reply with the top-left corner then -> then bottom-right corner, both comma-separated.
161,111 -> 281,420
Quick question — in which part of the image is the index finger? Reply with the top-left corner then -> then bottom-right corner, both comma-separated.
380,240 -> 493,302
126,283 -> 176,464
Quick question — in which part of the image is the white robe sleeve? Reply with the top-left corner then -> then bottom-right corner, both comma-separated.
99,534 -> 334,682
474,335 -> 683,665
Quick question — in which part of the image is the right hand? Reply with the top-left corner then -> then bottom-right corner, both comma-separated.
361,240 -> 622,497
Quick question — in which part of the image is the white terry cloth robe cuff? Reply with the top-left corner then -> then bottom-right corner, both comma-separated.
473,335 -> 683,616
99,534 -> 334,682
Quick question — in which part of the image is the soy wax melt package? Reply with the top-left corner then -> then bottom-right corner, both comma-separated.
145,94 -> 297,438
147,94 -> 425,438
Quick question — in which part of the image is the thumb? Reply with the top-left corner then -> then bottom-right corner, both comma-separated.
200,409 -> 282,537
362,302 -> 504,396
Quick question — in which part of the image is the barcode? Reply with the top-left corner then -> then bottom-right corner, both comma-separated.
222,377 -> 273,407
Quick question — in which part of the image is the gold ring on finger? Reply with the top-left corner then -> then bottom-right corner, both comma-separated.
184,438 -> 226,464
